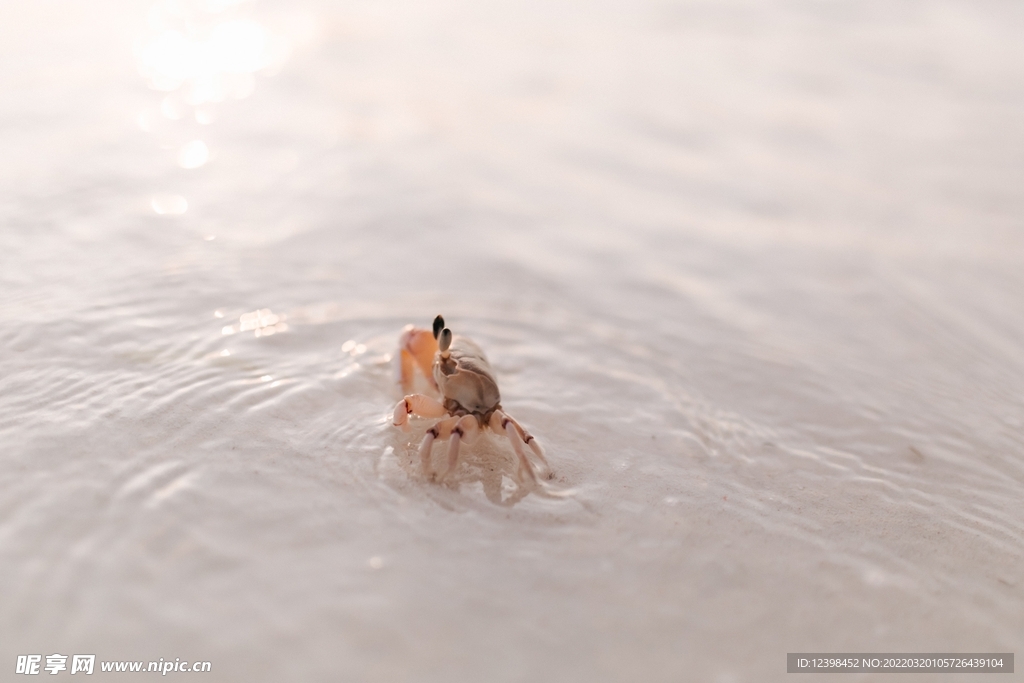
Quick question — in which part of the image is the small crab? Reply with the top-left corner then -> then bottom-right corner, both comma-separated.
392,315 -> 552,484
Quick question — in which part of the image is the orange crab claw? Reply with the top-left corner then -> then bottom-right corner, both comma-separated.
397,325 -> 439,393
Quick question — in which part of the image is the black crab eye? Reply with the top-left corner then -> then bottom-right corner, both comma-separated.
439,328 -> 452,353
432,315 -> 445,339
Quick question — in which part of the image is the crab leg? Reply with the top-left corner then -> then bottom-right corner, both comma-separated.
491,410 -> 539,485
439,415 -> 479,482
503,413 -> 551,478
393,394 -> 447,428
418,415 -> 460,478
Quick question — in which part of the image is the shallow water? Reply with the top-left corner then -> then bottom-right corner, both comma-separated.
2,0 -> 1023,680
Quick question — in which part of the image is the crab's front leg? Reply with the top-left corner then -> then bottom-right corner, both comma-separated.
439,415 -> 479,482
417,414 -> 478,481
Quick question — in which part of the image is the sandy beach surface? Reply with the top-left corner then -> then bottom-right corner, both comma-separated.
2,0 -> 1022,680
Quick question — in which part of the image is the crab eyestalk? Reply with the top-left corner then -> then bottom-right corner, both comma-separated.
438,328 -> 452,358
432,315 -> 445,340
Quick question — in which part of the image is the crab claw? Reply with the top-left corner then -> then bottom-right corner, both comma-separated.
397,325 -> 439,393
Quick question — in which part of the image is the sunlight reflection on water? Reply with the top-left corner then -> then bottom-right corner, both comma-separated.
136,2 -> 290,102
150,193 -> 188,214
177,139 -> 209,168
135,0 -> 317,205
